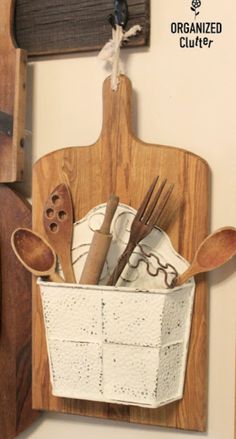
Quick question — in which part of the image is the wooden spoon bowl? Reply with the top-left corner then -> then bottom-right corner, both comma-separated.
196,228 -> 236,269
175,226 -> 236,286
11,228 -> 63,282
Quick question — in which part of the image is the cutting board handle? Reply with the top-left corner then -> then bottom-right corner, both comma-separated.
0,0 -> 27,182
100,75 -> 133,141
0,0 -> 16,49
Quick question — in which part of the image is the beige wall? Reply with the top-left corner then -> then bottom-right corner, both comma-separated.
17,0 -> 236,438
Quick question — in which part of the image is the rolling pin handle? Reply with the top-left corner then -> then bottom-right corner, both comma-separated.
100,194 -> 119,235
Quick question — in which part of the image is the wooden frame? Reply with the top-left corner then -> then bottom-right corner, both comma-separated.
0,185 -> 39,439
14,0 -> 150,57
0,0 -> 27,183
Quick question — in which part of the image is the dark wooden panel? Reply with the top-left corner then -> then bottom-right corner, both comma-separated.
14,0 -> 150,56
0,184 -> 40,439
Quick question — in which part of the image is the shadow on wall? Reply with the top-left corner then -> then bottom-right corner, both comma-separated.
17,410 -> 209,438
209,256 -> 236,287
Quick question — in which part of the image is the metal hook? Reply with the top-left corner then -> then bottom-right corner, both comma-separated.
107,0 -> 129,30
115,0 -> 129,28
107,13 -> 116,30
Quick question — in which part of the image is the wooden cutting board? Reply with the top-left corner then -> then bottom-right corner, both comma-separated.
32,75 -> 210,432
0,0 -> 27,183
0,185 -> 39,439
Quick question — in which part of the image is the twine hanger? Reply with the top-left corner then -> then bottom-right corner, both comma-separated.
99,0 -> 142,91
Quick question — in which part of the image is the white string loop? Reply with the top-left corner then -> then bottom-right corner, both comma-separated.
99,24 -> 142,91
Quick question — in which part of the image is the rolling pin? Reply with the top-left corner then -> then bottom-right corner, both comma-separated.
79,194 -> 119,284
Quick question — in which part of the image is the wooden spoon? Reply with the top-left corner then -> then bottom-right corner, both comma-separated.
174,227 -> 236,286
43,183 -> 76,283
11,228 -> 64,283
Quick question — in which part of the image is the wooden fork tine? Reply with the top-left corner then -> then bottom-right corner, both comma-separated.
142,178 -> 167,224
135,175 -> 159,221
107,178 -> 174,286
149,183 -> 174,227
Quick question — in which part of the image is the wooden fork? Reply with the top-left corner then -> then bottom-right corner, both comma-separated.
107,176 -> 174,286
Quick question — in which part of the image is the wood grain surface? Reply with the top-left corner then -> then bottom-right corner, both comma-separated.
0,185 -> 39,439
14,0 -> 150,57
32,75 -> 210,432
0,0 -> 27,183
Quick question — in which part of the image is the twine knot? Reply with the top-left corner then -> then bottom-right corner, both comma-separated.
99,24 -> 142,91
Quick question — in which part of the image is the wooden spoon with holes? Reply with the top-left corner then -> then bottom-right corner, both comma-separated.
43,183 -> 76,283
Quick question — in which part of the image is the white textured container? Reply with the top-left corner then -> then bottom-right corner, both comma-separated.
38,202 -> 195,408
38,280 -> 195,408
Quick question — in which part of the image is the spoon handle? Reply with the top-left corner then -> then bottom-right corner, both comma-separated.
175,266 -> 197,286
59,248 -> 76,283
48,272 -> 65,283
